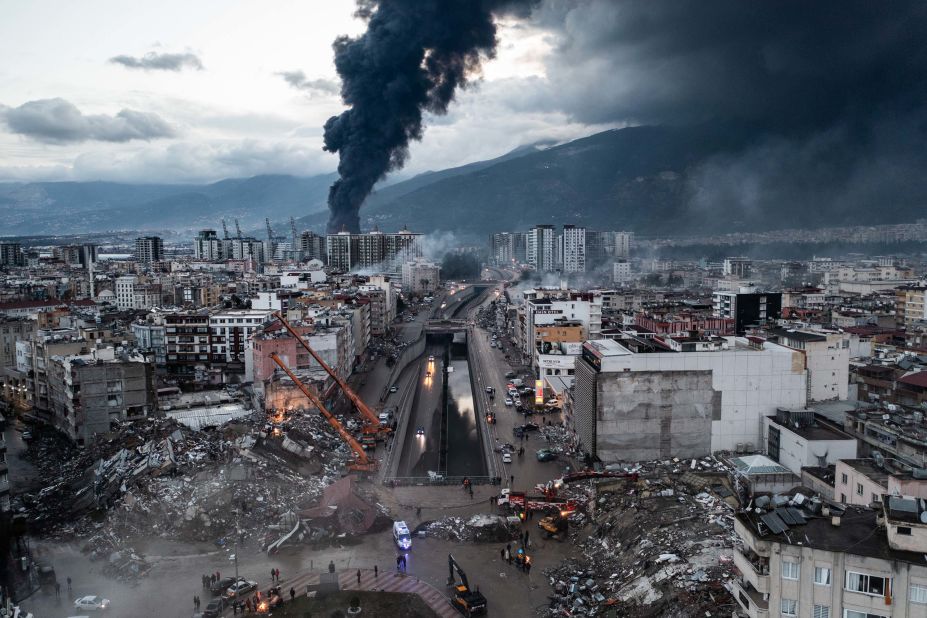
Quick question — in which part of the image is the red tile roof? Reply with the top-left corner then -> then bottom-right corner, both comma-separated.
898,371 -> 927,389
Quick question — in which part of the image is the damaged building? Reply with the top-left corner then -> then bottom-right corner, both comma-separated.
570,336 -> 806,462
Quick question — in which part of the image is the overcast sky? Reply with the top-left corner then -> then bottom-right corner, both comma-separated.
0,0 -> 597,184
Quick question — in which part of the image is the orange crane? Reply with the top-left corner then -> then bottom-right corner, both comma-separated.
273,312 -> 389,437
269,352 -> 376,472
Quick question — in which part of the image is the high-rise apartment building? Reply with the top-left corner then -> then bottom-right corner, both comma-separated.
298,231 -> 327,263
528,224 -> 558,272
325,228 -> 422,273
193,229 -> 225,261
713,291 -> 783,335
586,231 -> 632,267
561,225 -> 586,273
134,236 -> 164,264
0,243 -> 24,267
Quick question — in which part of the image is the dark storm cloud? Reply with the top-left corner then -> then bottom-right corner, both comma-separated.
322,0 -> 539,233
1,98 -> 175,143
276,70 -> 340,96
110,52 -> 204,72
526,0 -> 927,229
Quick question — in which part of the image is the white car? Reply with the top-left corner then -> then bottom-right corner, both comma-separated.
74,596 -> 110,611
504,398 -> 513,406
501,453 -> 512,464
224,580 -> 258,599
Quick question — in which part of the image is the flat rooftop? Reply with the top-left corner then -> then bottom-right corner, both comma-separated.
768,415 -> 855,441
841,458 -> 889,484
737,505 -> 927,564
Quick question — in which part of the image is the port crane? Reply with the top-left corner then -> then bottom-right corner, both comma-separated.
273,312 -> 390,438
268,352 -> 375,472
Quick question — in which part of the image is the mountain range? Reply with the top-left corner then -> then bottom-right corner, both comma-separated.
2,124 -> 922,239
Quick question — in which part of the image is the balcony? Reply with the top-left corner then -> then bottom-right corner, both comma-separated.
731,578 -> 769,618
733,545 -> 770,594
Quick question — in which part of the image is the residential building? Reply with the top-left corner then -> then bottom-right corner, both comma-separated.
713,291 -> 783,335
723,257 -> 753,278
131,317 -> 167,365
115,276 -> 161,311
527,224 -> 558,272
571,337 -> 806,461
613,260 -> 632,284
53,244 -> 97,267
561,225 -> 586,273
134,236 -> 164,264
732,497 -> 927,618
193,229 -> 226,261
766,328 -> 851,402
0,243 -> 24,267
401,259 -> 440,296
297,231 -> 327,263
587,231 -> 631,267
208,309 -> 272,366
897,285 -> 927,328
46,347 -> 157,444
163,311 -> 211,378
325,227 -> 422,273
761,409 -> 857,476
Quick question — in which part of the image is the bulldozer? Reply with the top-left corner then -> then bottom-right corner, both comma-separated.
447,554 -> 487,616
538,510 -> 569,540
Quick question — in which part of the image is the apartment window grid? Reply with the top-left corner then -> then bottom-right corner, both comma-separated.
912,584 -> 927,604
781,560 -> 800,580
845,571 -> 891,596
813,606 -> 830,618
814,566 -> 832,586
780,598 -> 797,616
856,483 -> 864,496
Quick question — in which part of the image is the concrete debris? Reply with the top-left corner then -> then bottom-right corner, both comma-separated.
15,403 -> 373,583
415,514 -> 520,543
540,457 -> 739,617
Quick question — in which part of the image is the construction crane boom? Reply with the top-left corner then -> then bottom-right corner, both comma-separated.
269,353 -> 375,471
290,216 -> 298,245
222,219 -> 230,240
265,217 -> 274,242
274,312 -> 385,432
234,219 -> 243,239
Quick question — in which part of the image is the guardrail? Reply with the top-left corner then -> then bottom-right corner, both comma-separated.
384,475 -> 502,487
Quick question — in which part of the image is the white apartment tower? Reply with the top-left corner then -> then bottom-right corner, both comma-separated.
528,224 -> 558,272
562,225 -> 586,273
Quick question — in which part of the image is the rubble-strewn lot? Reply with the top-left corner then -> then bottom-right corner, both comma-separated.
15,408 -> 380,583
541,457 -> 739,617
416,514 -> 521,543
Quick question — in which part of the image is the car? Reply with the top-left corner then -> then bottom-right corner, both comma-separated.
224,580 -> 258,599
416,427 -> 425,437
485,386 -> 493,393
203,596 -> 227,618
389,385 -> 399,393
73,596 -> 110,611
505,371 -> 516,378
501,453 -> 513,464
425,370 -> 432,377
536,449 -> 558,462
489,342 -> 496,348
210,576 -> 238,596
21,430 -> 33,441
504,398 -> 513,406
428,355 -> 435,361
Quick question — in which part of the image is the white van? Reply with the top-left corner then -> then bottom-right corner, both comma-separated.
393,521 -> 412,549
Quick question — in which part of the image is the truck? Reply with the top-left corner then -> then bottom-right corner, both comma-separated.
496,489 -> 579,514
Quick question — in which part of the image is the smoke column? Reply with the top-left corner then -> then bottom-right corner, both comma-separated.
323,0 -> 535,233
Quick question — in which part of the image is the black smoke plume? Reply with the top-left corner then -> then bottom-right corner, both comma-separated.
323,0 -> 535,233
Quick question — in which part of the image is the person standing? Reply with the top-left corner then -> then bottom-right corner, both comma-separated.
290,587 -> 295,602
374,565 -> 378,578
356,569 -> 361,585
271,568 -> 276,583
67,576 -> 72,592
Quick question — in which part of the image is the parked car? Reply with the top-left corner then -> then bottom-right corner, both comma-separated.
73,596 -> 110,611
501,453 -> 512,464
536,449 -> 557,462
203,597 -> 227,618
504,398 -> 513,406
505,371 -> 516,378
389,385 -> 399,393
210,576 -> 238,596
224,580 -> 258,600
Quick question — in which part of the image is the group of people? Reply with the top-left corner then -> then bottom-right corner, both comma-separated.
395,554 -> 408,571
269,567 -> 281,582
201,571 -> 222,589
500,534 -> 533,574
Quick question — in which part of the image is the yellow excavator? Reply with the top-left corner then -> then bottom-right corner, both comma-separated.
447,554 -> 487,616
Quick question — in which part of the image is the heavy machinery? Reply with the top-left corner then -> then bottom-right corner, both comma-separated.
538,511 -> 569,540
274,312 -> 390,439
268,353 -> 376,472
447,554 -> 486,616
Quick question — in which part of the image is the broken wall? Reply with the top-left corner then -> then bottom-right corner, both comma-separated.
596,370 -> 719,461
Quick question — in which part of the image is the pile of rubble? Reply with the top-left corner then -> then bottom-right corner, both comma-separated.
542,457 -> 739,617
17,405 -> 369,581
416,514 -> 520,543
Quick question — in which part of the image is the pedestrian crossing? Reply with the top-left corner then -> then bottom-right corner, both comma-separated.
277,568 -> 459,618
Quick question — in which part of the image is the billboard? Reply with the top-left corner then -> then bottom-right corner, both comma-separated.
535,379 -> 544,405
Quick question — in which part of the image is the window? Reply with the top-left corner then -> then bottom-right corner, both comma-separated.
856,483 -> 864,496
841,493 -> 847,503
845,571 -> 890,596
813,606 -> 830,618
841,473 -> 848,484
898,526 -> 912,536
814,566 -> 832,586
844,612 -> 887,618
781,599 -> 797,616
912,584 -> 927,604
872,494 -> 880,504
782,561 -> 799,580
